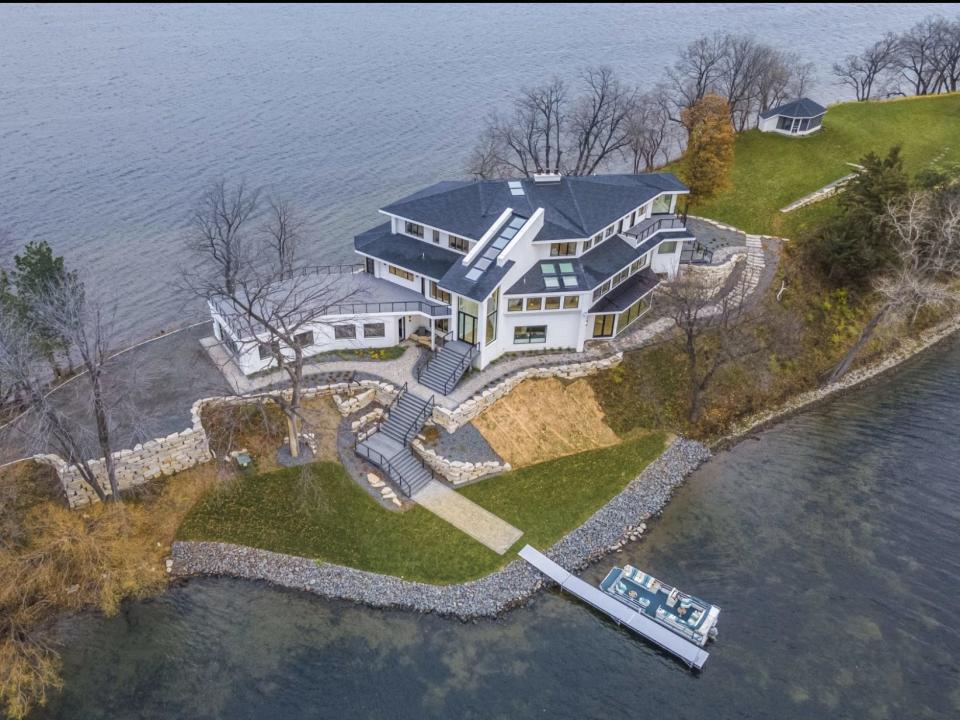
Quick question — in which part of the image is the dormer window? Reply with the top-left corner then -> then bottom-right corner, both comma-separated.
405,221 -> 424,238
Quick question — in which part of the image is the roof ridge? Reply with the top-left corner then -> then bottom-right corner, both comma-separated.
561,178 -> 588,236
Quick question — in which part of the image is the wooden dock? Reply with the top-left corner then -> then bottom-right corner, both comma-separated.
518,545 -> 710,669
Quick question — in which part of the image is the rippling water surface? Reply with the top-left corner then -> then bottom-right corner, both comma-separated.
32,336 -> 960,719
1,3 -> 955,339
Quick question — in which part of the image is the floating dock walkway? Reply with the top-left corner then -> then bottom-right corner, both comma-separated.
518,545 -> 710,669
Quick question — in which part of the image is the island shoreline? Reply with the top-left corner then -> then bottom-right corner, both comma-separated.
170,311 -> 960,619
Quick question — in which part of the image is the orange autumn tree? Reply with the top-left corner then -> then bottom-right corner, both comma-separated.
680,94 -> 734,199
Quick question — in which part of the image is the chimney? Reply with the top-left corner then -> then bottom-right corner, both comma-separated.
532,172 -> 563,184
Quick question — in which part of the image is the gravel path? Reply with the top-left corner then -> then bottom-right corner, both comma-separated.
171,438 -> 710,619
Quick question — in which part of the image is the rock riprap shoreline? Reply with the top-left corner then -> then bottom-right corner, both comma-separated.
171,438 -> 710,619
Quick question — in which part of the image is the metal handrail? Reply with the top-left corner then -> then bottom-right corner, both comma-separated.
296,263 -> 365,278
401,395 -> 435,445
631,216 -> 686,244
415,330 -> 453,383
376,381 -> 407,434
354,438 -> 412,497
442,344 -> 478,395
318,300 -> 452,318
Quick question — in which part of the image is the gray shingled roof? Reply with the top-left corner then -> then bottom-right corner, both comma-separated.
354,223 -> 459,280
381,173 -> 688,241
504,231 -> 692,296
759,97 -> 827,120
588,268 -> 660,314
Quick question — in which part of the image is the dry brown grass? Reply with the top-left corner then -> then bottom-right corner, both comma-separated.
472,378 -> 621,467
0,460 -> 220,719
201,400 -> 287,471
299,396 -> 341,462
202,396 -> 342,470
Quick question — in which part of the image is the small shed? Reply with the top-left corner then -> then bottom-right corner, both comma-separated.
758,98 -> 827,136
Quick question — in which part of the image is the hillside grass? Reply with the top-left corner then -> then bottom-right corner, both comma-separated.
677,93 -> 960,235
176,431 -> 666,584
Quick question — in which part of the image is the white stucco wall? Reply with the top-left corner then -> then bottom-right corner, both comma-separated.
231,313 -> 404,375
651,239 -> 683,277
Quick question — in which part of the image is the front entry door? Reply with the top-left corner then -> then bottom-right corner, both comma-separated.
398,317 -> 406,340
790,117 -> 801,134
457,311 -> 477,345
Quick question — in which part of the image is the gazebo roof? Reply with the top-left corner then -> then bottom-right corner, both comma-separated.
759,97 -> 827,120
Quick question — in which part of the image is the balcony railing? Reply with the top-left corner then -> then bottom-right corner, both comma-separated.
294,263 -> 366,277
318,300 -> 452,318
680,240 -> 715,265
627,215 -> 688,244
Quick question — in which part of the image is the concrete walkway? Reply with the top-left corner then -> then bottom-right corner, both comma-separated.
412,480 -> 523,554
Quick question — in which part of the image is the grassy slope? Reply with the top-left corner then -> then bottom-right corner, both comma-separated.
679,94 -> 960,235
177,432 -> 665,584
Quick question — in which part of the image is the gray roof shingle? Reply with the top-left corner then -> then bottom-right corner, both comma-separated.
381,173 -> 688,241
588,268 -> 660,314
354,223 -> 459,280
759,97 -> 827,120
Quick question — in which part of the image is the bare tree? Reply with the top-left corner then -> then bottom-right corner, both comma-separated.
624,86 -> 675,173
567,67 -> 636,176
787,57 -> 817,99
660,262 -> 760,422
468,69 -> 636,179
468,78 -> 566,178
207,268 -> 362,458
931,17 -> 960,93
828,191 -> 960,382
832,33 -> 900,101
716,35 -> 764,132
895,17 -> 941,96
185,183 -> 363,458
0,317 -> 102,502
261,197 -> 302,280
666,33 -> 730,125
32,277 -> 128,498
186,179 -> 261,295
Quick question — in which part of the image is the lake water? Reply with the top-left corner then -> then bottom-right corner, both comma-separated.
1,3 -> 956,340
31,335 -> 960,719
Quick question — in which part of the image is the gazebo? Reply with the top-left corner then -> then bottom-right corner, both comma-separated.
758,98 -> 826,136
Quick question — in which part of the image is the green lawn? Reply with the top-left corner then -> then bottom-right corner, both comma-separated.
678,93 -> 960,235
176,432 -> 666,584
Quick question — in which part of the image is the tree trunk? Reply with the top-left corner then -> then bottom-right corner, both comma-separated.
286,413 -> 299,457
826,304 -> 889,385
89,370 -> 119,500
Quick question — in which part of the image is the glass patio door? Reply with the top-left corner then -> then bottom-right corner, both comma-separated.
457,297 -> 478,344
458,311 -> 477,344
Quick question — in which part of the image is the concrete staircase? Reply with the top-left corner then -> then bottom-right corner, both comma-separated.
417,340 -> 477,395
355,387 -> 436,497
740,234 -> 765,295
379,391 -> 433,445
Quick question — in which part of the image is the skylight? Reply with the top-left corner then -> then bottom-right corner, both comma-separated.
540,261 -> 578,289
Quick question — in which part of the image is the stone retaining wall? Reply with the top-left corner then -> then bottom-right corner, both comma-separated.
37,379 -> 396,508
411,438 -> 511,484
432,354 -> 623,432
682,250 -> 747,288
35,423 -> 213,508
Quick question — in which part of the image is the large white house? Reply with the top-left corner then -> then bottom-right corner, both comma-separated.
210,172 -> 694,394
